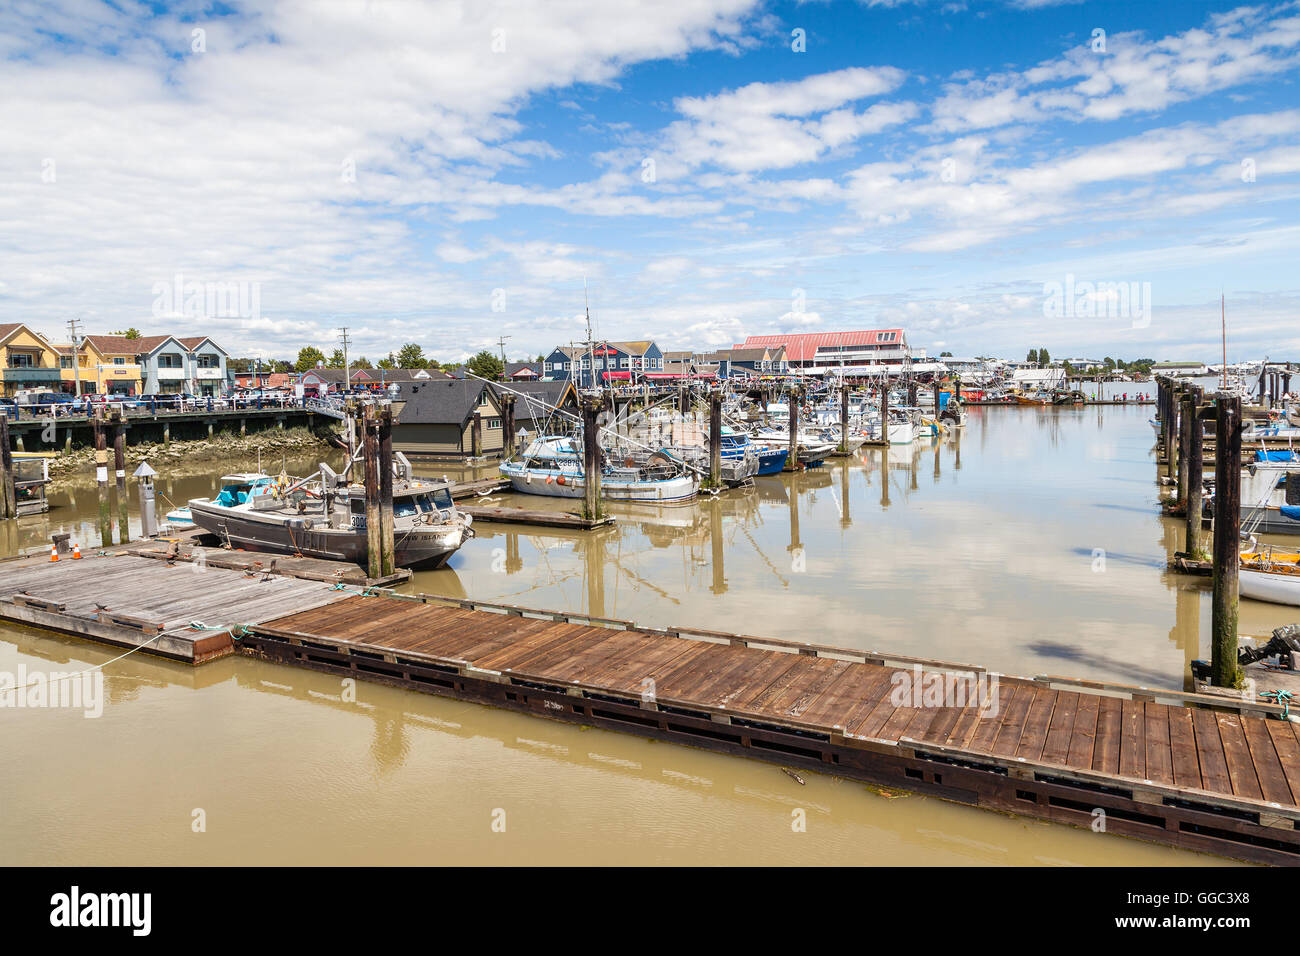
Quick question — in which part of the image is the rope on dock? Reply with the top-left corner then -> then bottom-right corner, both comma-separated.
185,621 -> 254,639
1261,689 -> 1294,719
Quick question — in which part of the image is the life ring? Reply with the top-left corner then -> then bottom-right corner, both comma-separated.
556,475 -> 567,486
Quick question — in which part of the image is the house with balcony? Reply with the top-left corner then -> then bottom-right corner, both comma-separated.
132,335 -> 230,396
0,324 -> 63,397
542,340 -> 664,387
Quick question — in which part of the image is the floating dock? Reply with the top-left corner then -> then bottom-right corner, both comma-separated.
237,589 -> 1300,865
0,553 -> 359,663
458,505 -> 615,529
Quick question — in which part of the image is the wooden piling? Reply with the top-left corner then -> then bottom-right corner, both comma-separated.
0,414 -> 14,520
471,412 -> 483,458
378,406 -> 395,578
113,413 -> 129,543
581,394 -> 605,521
707,389 -> 722,489
1185,386 -> 1204,558
363,405 -> 382,580
839,383 -> 850,454
1175,384 -> 1190,510
1168,383 -> 1182,486
501,394 -> 516,458
93,409 -> 112,548
880,377 -> 890,447
784,385 -> 801,472
1210,392 -> 1242,689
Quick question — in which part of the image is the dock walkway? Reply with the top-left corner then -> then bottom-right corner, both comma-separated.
243,591 -> 1300,865
0,554 -> 355,662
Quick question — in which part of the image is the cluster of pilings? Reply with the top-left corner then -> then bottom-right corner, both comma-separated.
1256,363 -> 1296,411
1155,374 -> 1244,689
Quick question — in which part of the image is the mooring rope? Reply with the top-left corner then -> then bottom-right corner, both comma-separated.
0,632 -> 165,695
1261,689 -> 1294,719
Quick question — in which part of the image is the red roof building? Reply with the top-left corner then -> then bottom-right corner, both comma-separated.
736,330 -> 911,368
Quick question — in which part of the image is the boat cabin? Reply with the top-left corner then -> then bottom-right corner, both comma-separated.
214,473 -> 275,507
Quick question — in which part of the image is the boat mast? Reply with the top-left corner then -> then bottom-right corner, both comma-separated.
1221,292 -> 1227,390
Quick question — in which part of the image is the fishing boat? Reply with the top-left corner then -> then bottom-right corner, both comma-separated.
1012,388 -> 1053,405
164,505 -> 196,529
501,435 -> 699,502
1239,540 -> 1300,606
188,462 -> 473,568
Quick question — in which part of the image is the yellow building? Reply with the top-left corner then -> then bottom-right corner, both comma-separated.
0,324 -> 62,397
74,335 -> 144,395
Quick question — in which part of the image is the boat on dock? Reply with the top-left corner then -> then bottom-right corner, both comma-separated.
1236,450 -> 1300,535
188,462 -> 473,569
1239,539 -> 1300,606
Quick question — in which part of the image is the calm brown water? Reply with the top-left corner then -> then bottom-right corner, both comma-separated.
2,391 -> 1284,865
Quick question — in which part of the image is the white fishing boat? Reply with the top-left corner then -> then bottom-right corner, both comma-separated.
501,435 -> 699,503
1238,451 -> 1300,535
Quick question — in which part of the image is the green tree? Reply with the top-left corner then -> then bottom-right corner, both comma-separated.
111,327 -> 142,339
352,356 -> 372,370
377,353 -> 396,370
394,343 -> 428,369
535,354 -> 545,363
1027,348 -> 1039,364
1039,347 -> 1051,365
940,351 -> 952,357
295,346 -> 326,372
466,350 -> 504,380
327,348 -> 347,369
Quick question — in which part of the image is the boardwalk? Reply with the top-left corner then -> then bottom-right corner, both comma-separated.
246,592 -> 1300,865
0,554 -> 354,662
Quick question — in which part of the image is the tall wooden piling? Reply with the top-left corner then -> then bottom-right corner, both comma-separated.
113,413 -> 129,542
784,385 -> 801,472
880,377 -> 891,446
1185,386 -> 1204,558
363,405 -> 382,580
93,409 -> 112,548
501,394 -> 516,458
378,406 -> 395,578
470,412 -> 483,458
839,383 -> 850,454
1169,383 -> 1182,485
707,389 -> 722,489
932,382 -> 941,420
0,414 -> 14,520
581,394 -> 605,521
1210,393 -> 1243,689
1175,384 -> 1190,510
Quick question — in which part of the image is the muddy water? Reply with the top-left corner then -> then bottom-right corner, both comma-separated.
1,389 -> 1279,865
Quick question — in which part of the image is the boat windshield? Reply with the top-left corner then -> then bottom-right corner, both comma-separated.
216,483 -> 254,506
394,497 -> 419,518
431,488 -> 453,510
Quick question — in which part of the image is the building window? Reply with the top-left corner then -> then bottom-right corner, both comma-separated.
198,354 -> 219,369
487,418 -> 501,429
158,353 -> 183,368
8,352 -> 36,368
59,355 -> 73,369
113,356 -> 126,365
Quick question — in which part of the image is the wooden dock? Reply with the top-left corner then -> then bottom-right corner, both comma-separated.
0,553 -> 358,662
450,478 -> 510,500
240,590 -> 1300,865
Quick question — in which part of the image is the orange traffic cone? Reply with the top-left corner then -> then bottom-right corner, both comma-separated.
72,543 -> 82,560
49,543 -> 59,562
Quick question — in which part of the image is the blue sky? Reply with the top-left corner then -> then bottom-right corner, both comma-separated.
1,0 -> 1297,364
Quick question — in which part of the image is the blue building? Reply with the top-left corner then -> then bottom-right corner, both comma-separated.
543,340 -> 663,387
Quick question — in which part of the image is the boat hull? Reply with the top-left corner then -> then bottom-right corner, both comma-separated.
188,500 -> 468,569
500,464 -> 698,503
1240,568 -> 1300,606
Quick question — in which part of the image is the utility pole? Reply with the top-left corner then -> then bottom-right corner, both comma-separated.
338,326 -> 351,397
67,318 -> 83,397
497,335 -> 510,382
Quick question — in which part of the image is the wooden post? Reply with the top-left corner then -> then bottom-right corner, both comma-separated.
501,394 -> 516,458
0,414 -> 14,519
880,376 -> 890,447
907,381 -> 917,408
1210,392 -> 1242,689
363,405 -> 382,580
471,412 -> 483,458
113,413 -> 129,542
839,383 -> 850,453
1169,383 -> 1182,485
932,381 -> 941,421
93,409 -> 112,548
1185,387 -> 1204,558
581,394 -> 604,521
784,385 -> 801,472
1175,384 -> 1190,509
707,389 -> 722,489
378,406 -> 395,577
